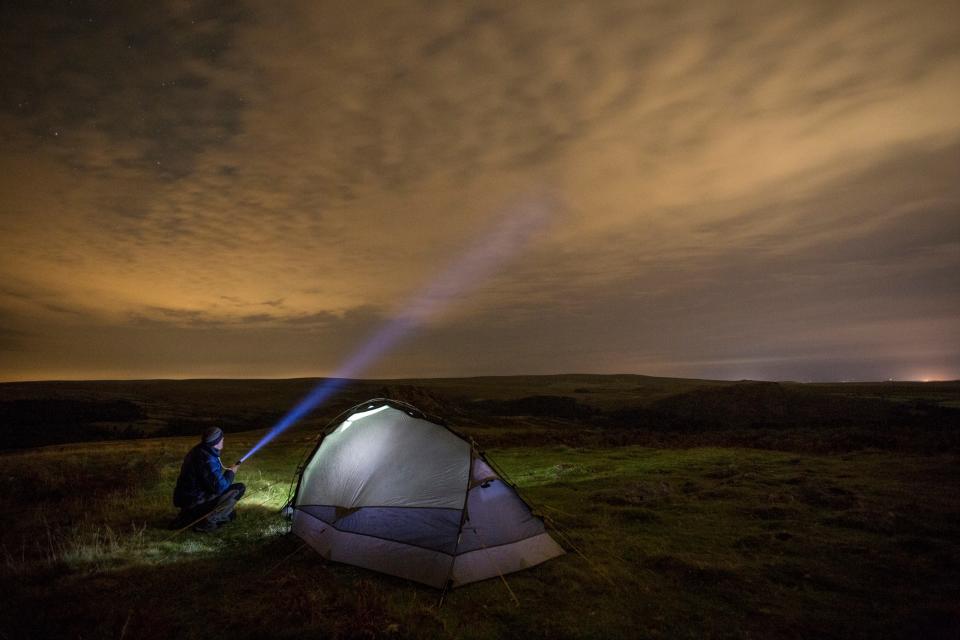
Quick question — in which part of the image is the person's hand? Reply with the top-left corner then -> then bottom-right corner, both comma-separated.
228,464 -> 240,474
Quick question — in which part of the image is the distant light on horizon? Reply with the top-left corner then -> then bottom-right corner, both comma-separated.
905,369 -> 956,383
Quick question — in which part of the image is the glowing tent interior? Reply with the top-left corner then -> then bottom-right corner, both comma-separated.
289,399 -> 565,588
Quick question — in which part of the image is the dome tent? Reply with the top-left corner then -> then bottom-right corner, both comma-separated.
290,398 -> 565,588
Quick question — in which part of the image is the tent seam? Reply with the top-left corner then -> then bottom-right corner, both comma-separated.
444,442 -> 476,587
296,503 -> 464,512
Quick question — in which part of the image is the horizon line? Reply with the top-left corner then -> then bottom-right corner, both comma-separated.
1,373 -> 957,385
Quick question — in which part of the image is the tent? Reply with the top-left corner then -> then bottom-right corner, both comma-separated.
290,399 -> 565,588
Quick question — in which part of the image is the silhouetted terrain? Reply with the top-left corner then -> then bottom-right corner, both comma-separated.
1,376 -> 957,452
2,375 -> 959,638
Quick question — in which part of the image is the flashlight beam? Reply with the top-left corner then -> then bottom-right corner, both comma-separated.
239,198 -> 553,462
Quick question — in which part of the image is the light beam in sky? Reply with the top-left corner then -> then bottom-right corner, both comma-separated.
239,197 -> 553,462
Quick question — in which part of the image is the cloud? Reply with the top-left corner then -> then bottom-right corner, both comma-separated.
0,1 -> 252,179
0,0 -> 958,380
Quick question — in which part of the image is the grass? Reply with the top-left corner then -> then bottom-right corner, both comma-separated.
1,428 -> 959,639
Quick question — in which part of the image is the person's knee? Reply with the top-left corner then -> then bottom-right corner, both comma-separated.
223,482 -> 245,501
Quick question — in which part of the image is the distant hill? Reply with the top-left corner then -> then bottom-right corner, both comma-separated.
0,375 -> 958,450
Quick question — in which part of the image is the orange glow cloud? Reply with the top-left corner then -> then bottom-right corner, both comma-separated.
1,1 -> 958,381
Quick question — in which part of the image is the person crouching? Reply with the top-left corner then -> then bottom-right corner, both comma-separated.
172,427 -> 245,532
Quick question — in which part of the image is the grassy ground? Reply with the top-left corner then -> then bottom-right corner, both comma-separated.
1,429 -> 958,639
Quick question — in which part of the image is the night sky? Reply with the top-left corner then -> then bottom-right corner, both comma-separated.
1,1 -> 958,382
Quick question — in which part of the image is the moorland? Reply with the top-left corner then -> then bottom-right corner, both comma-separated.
1,375 -> 958,639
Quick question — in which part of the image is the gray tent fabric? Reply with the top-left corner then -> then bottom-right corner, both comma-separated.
291,399 -> 564,588
298,404 -> 470,509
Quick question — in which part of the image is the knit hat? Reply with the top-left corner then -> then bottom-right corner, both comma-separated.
201,426 -> 224,446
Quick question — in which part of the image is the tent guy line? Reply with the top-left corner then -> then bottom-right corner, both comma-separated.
238,197 -> 554,463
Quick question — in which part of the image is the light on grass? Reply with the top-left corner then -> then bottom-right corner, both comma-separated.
239,197 -> 554,463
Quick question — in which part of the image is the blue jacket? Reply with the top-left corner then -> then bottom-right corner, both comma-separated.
173,443 -> 235,509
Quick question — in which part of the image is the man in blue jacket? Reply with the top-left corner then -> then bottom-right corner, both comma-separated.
172,427 -> 245,532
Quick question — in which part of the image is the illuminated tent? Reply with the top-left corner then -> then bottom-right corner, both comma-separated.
290,399 -> 565,588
